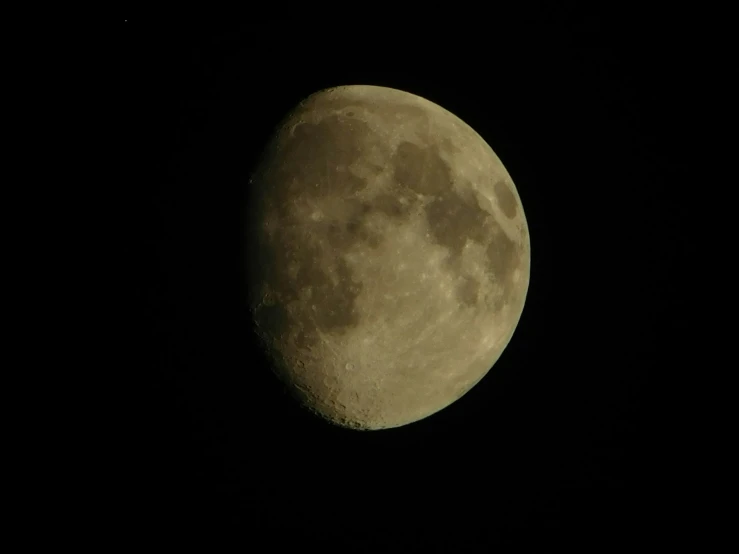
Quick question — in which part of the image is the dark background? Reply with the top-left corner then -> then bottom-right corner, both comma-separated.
121,14 -> 688,549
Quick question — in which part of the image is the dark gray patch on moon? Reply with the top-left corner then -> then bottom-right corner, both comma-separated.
494,179 -> 518,219
372,192 -> 414,219
424,190 -> 490,258
458,276 -> 481,307
393,141 -> 450,196
485,227 -> 520,309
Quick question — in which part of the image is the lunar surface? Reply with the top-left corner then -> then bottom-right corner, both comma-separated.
245,85 -> 530,430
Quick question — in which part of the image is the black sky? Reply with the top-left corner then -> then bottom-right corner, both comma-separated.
121,14 -> 689,549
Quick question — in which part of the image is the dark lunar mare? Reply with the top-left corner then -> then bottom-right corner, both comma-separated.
391,140 -> 521,309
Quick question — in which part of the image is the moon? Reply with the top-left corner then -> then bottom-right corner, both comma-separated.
245,85 -> 530,430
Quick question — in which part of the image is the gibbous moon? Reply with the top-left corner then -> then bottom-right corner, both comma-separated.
246,85 -> 530,430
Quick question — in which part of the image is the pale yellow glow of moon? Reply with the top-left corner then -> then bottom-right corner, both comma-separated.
246,85 -> 530,430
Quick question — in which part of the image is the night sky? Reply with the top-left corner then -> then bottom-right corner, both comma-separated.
121,14 -> 689,549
